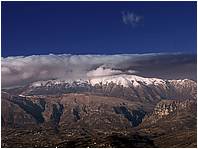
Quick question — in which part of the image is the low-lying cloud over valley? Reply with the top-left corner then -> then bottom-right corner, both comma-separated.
1,53 -> 196,88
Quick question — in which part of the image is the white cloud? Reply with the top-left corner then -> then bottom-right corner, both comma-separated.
122,11 -> 143,27
1,54 -> 134,87
127,70 -> 138,74
1,53 -> 196,88
87,66 -> 122,78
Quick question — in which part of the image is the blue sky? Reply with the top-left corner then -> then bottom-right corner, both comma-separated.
2,1 -> 197,57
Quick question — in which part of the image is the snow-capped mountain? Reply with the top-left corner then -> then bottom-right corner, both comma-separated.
8,74 -> 194,103
2,74 -> 196,148
30,74 -> 193,88
31,79 -> 89,88
89,74 -> 166,87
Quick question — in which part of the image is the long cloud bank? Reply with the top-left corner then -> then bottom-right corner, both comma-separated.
1,53 -> 196,88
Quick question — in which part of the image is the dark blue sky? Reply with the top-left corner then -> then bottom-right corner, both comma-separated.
2,1 -> 197,57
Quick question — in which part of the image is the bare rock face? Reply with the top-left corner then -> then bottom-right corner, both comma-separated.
1,92 -> 37,128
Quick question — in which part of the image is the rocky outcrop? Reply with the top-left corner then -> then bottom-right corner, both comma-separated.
140,99 -> 196,128
138,99 -> 197,148
154,99 -> 194,117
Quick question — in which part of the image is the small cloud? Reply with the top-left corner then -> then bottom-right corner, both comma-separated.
87,66 -> 122,78
127,70 -> 138,74
122,11 -> 143,27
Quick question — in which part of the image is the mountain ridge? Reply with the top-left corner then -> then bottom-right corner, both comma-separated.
29,74 -> 195,88
1,74 -> 196,147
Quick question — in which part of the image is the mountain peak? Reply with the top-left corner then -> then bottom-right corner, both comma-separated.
89,74 -> 166,87
30,74 -> 194,89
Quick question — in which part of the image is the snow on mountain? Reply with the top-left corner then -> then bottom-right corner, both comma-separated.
88,74 -> 166,87
30,74 -> 194,88
31,79 -> 89,87
9,74 -> 195,102
32,80 -> 69,87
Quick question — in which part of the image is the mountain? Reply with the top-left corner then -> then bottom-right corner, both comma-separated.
4,74 -> 196,102
139,99 -> 197,147
1,75 -> 197,147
